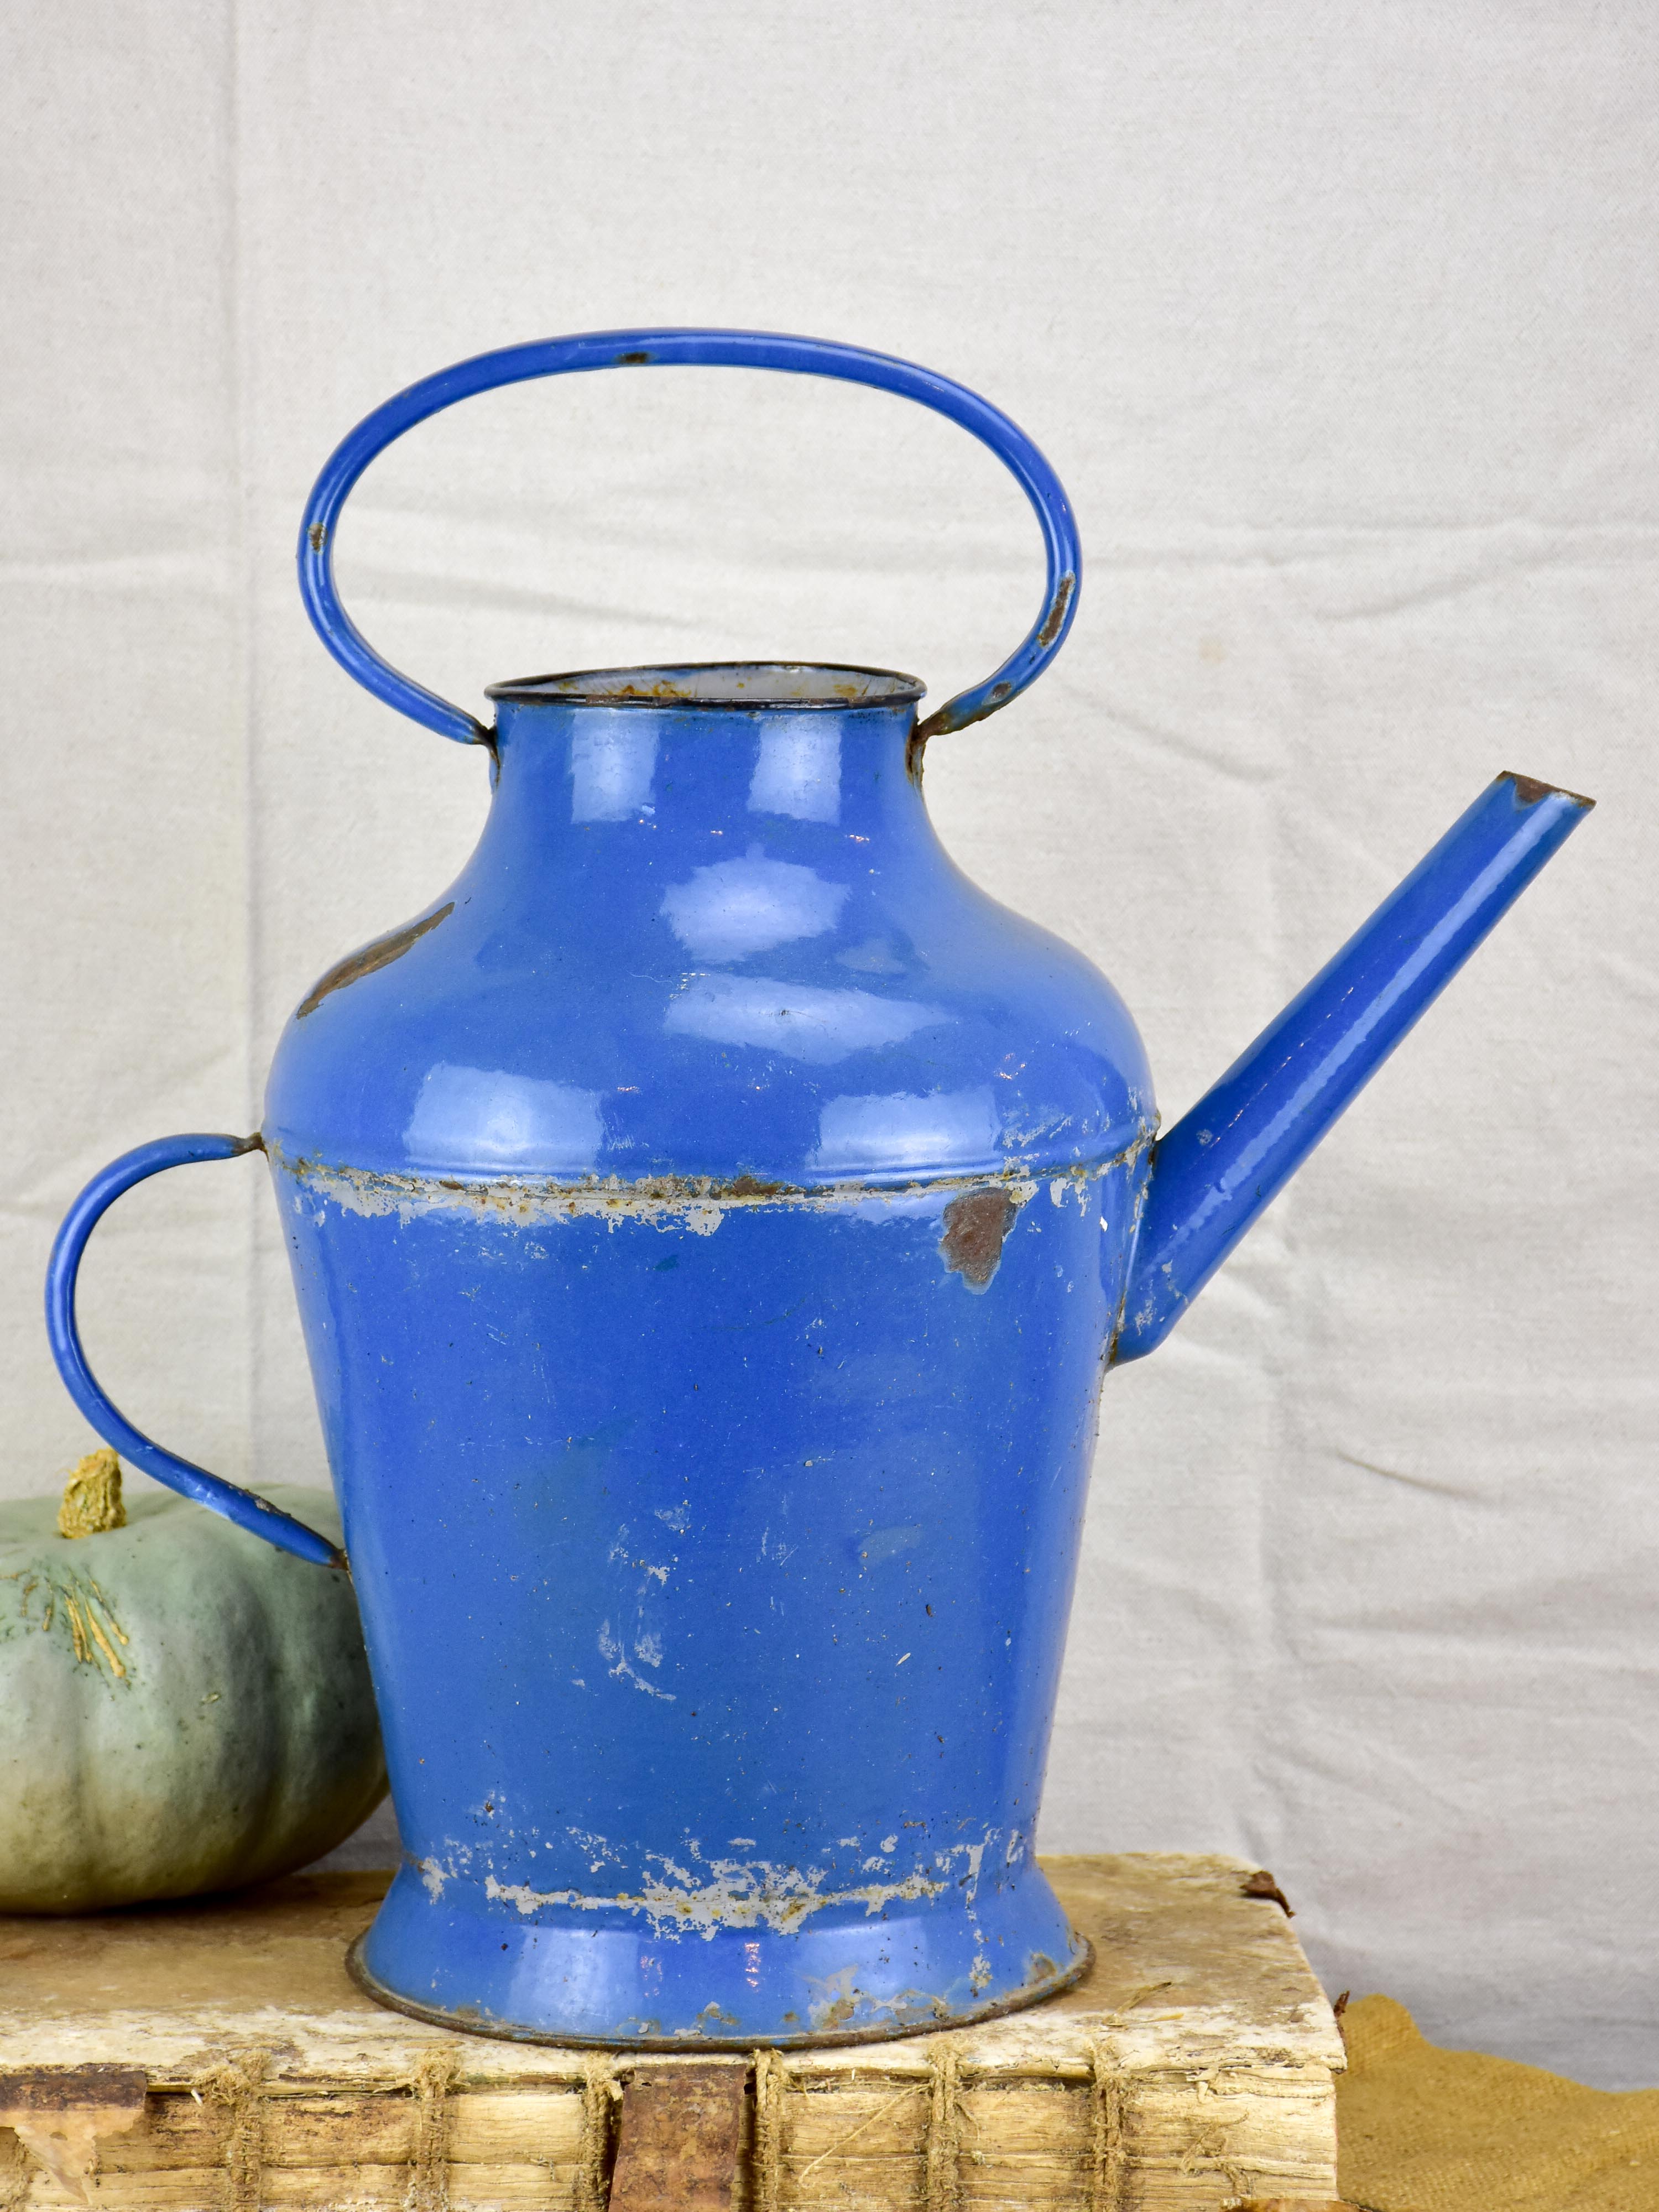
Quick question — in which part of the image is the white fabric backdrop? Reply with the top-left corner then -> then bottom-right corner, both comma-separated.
3,0 -> 1653,2084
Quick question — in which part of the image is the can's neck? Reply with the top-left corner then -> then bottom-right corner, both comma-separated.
477,697 -> 935,876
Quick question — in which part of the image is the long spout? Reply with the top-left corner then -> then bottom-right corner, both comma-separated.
1114,771 -> 1593,1363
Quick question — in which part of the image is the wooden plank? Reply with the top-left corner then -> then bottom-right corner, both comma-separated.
0,1854 -> 1344,2082
96,2086 -> 588,2170
956,2081 -> 1092,2210
9,2162 -> 577,2209
0,1854 -> 1344,2208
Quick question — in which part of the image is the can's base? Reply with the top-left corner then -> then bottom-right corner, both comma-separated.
346,1863 -> 1092,2049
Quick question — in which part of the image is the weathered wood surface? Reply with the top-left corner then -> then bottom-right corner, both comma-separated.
0,1851 -> 1342,2209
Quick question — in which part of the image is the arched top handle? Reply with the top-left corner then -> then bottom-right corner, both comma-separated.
297,328 -> 1081,749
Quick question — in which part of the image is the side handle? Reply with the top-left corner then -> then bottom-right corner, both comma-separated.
45,1134 -> 344,1569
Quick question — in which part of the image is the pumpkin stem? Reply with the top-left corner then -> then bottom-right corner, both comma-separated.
58,1449 -> 126,1538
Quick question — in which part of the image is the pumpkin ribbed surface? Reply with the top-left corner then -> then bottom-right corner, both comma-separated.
0,1474 -> 385,1912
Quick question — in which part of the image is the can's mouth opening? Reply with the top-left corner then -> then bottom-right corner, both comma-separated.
486,662 -> 926,711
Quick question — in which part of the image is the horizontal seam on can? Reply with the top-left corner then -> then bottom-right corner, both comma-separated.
264,1128 -> 1154,1228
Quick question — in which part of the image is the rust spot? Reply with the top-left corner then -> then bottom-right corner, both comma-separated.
307,522 -> 326,554
609,2064 -> 744,2211
905,721 -> 929,786
296,904 -> 455,1019
905,580 -> 1074,774
1035,570 -> 1076,651
1502,769 -> 1595,810
723,1173 -> 788,1199
1240,1868 -> 1293,1917
940,1188 -> 1018,1290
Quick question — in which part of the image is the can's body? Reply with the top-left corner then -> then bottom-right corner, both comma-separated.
265,671 -> 1154,2043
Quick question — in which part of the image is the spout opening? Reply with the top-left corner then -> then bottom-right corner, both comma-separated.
1500,769 -> 1596,811
486,661 -> 926,711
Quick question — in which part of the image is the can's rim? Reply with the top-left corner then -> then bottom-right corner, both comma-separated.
486,661 -> 926,711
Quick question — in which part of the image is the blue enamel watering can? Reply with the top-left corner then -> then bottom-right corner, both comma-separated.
48,332 -> 1590,2047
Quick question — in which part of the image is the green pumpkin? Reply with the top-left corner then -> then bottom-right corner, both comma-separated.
0,1452 -> 386,1912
